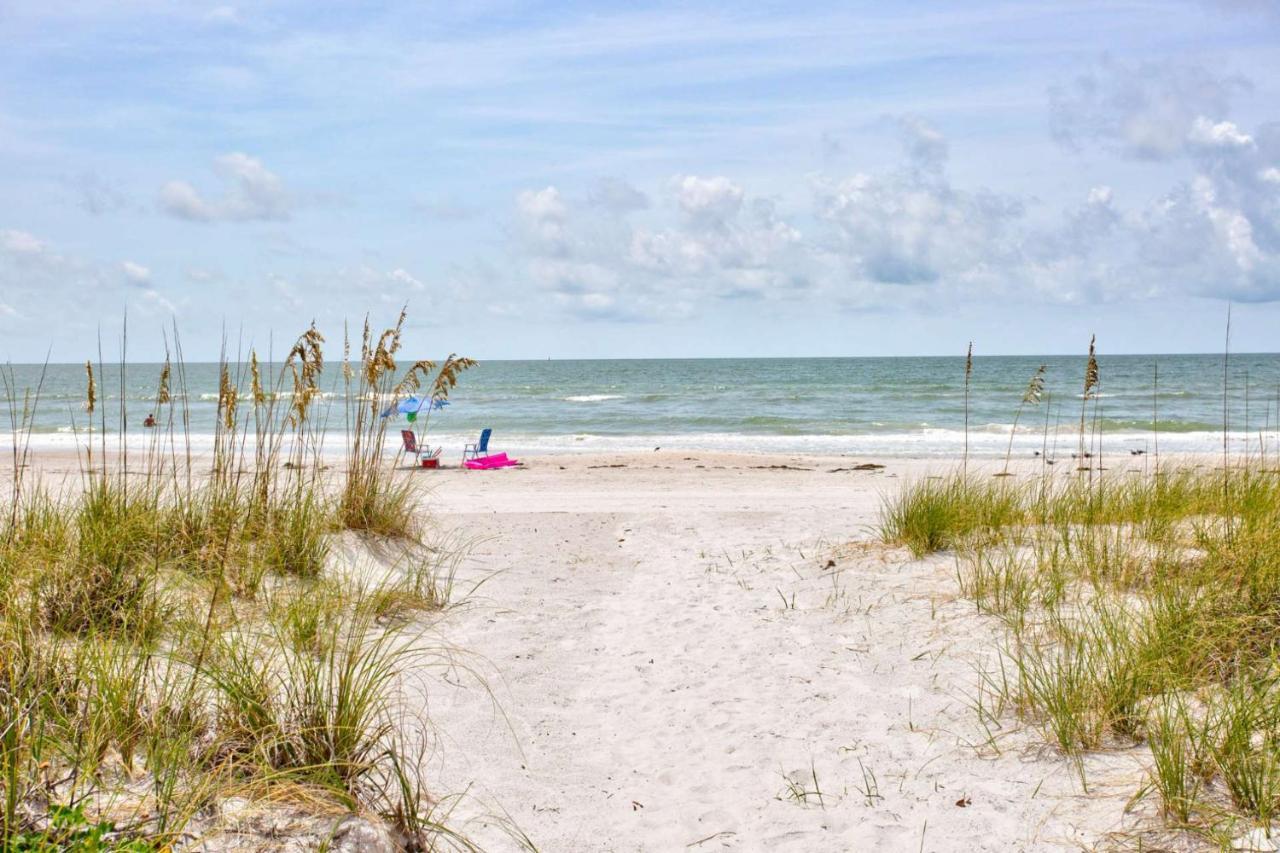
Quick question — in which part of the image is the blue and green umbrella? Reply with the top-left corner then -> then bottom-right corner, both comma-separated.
386,395 -> 450,423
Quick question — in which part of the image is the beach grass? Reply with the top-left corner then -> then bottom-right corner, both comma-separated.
881,458 -> 1280,841
878,473 -> 1022,557
0,313 -> 478,848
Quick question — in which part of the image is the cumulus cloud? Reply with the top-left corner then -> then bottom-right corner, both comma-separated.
1187,117 -> 1254,150
674,175 -> 744,227
1025,102 -> 1280,304
160,182 -> 211,221
814,117 -> 1023,287
136,289 -> 177,316
160,153 -> 292,222
513,128 -> 1016,319
389,268 -> 426,291
516,186 -> 571,255
1049,58 -> 1250,160
509,103 -> 1280,319
121,260 -> 151,284
1134,175 -> 1277,301
513,173 -> 810,319
516,186 -> 567,220
1020,186 -> 1137,303
1,228 -> 46,256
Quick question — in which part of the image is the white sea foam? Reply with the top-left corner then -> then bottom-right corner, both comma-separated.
564,394 -> 624,402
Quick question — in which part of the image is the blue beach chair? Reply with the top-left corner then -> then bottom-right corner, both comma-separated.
463,428 -> 493,463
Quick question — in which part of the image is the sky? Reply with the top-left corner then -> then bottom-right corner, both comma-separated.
2,0 -> 1280,361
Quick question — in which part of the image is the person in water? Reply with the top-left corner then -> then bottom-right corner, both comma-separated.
143,413 -> 156,428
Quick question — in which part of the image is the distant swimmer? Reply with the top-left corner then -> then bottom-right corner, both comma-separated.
143,413 -> 157,428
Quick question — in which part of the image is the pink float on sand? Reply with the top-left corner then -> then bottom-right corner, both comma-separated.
464,452 -> 520,470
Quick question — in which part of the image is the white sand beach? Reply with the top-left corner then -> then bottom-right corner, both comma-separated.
411,451 -> 1165,851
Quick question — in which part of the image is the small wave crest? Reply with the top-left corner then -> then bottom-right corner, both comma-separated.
564,394 -> 624,403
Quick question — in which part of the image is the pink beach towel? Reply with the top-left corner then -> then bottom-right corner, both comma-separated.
464,452 -> 519,470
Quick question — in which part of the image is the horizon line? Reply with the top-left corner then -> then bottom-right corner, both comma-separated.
6,351 -> 1280,366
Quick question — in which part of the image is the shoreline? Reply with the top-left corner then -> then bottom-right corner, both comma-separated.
2,426 -> 1263,464
3,445 -> 1223,481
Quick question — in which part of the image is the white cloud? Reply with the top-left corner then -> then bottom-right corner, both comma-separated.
1049,58 -> 1249,160
674,175 -> 744,226
516,186 -> 570,251
1024,104 -> 1280,304
514,173 -> 810,319
517,186 -> 567,221
813,119 -> 1022,288
1,228 -> 46,256
1187,117 -> 1254,150
160,181 -> 213,221
389,268 -> 426,291
160,153 -> 292,222
136,288 -> 177,315
509,107 -> 1280,318
121,260 -> 151,284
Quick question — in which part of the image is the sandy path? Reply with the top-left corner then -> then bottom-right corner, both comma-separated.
413,453 -> 1153,851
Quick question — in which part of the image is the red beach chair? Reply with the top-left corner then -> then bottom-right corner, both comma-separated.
400,429 -> 441,468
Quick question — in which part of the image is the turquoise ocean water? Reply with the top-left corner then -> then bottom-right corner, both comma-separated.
3,355 -> 1279,457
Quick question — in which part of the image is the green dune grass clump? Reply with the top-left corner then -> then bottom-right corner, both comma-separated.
878,474 -> 1024,556
883,462 -> 1280,842
0,313 -> 478,849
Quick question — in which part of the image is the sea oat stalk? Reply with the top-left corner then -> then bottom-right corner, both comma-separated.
964,342 -> 973,476
1000,364 -> 1046,477
1078,335 -> 1098,472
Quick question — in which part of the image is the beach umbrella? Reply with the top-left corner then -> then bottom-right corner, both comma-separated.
393,395 -> 449,423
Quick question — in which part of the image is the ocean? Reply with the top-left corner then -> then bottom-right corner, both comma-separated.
3,354 -> 1279,458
